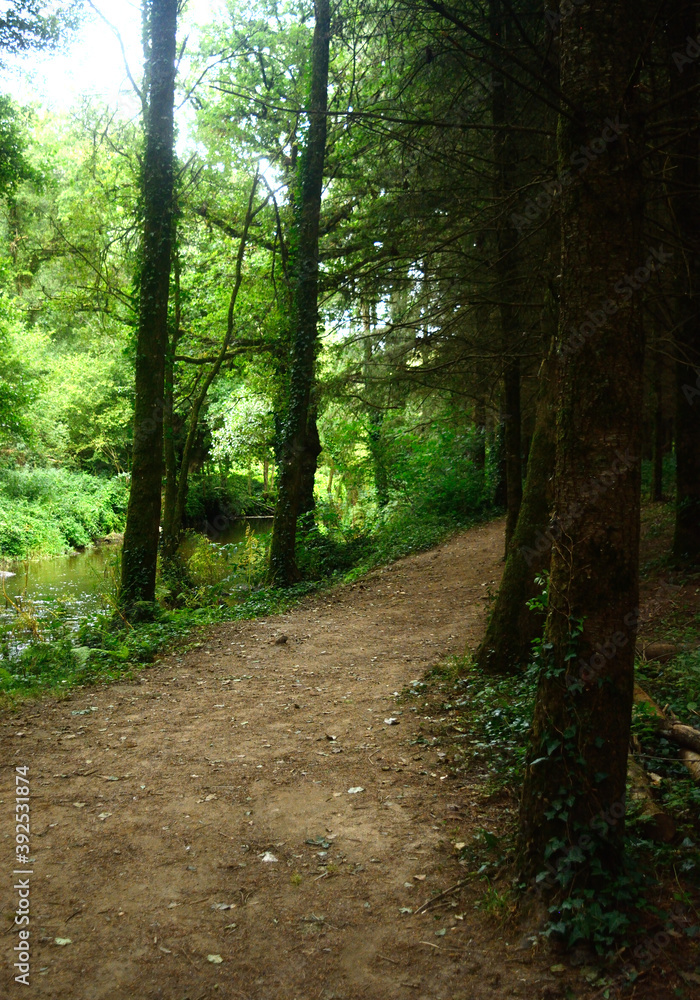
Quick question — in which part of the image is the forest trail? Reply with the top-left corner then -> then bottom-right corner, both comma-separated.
1,519 -> 578,999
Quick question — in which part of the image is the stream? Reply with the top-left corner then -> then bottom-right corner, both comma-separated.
0,518 -> 273,637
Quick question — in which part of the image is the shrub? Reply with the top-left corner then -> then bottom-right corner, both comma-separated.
0,465 -> 129,558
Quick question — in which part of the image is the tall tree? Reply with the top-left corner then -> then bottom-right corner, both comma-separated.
490,0 -> 522,550
475,336 -> 557,673
120,0 -> 177,609
519,0 -> 646,894
669,0 -> 700,562
268,0 -> 330,584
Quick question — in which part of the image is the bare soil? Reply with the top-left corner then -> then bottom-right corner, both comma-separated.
0,517 -> 696,999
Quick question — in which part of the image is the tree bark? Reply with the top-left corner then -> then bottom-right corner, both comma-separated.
490,0 -> 522,551
491,415 -> 507,510
670,1 -> 700,561
651,333 -> 665,502
519,0 -> 645,894
473,397 -> 486,471
120,0 -> 177,610
269,0 -> 330,585
298,404 -> 322,520
474,349 -> 557,673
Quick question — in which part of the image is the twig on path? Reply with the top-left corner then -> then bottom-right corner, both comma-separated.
176,946 -> 199,968
65,907 -> 84,922
378,954 -> 400,965
400,984 -> 421,989
216,828 -> 237,841
419,940 -> 440,949
414,875 -> 475,915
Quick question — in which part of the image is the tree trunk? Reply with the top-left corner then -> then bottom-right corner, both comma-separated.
504,358 -> 522,549
473,397 -> 486,470
160,174 -> 260,562
161,245 -> 180,558
491,415 -> 507,509
298,405 -> 322,520
362,306 -> 388,507
519,0 -> 645,895
670,1 -> 700,561
269,0 -> 330,584
490,0 -> 522,550
120,0 -> 177,610
651,332 -> 665,502
474,350 -> 557,673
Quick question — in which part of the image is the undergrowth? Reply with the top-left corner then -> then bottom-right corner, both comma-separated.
411,647 -> 700,957
0,465 -> 128,558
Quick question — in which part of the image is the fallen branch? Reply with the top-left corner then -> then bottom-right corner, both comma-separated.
664,723 -> 700,755
627,756 -> 676,842
414,875 -> 475,915
679,749 -> 700,783
634,683 -> 700,786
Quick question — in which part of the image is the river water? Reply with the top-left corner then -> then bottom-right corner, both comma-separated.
0,518 -> 273,635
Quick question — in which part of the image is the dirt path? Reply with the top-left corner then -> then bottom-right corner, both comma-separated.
1,520 -> 571,999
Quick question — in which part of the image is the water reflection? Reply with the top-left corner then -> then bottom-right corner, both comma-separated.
0,518 -> 273,633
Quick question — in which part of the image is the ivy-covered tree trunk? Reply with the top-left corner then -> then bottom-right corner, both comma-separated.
474,348 -> 557,673
269,0 -> 330,585
161,244 -> 181,559
519,0 -> 645,894
120,0 -> 177,610
298,404 -> 322,519
670,0 -> 700,561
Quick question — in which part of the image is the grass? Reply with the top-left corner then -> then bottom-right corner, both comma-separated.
0,577 -> 322,705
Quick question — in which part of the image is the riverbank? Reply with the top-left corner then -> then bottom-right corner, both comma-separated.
0,466 -> 129,561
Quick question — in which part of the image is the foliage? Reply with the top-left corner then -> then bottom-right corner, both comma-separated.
183,470 -> 274,527
0,576 -> 319,701
0,284 -> 35,444
0,1 -> 81,56
448,656 -> 535,790
0,465 -> 128,557
210,390 -> 275,469
0,95 -> 35,196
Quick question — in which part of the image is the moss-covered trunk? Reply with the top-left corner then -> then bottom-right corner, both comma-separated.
298,404 -> 322,520
120,0 -> 177,609
269,0 -> 330,585
519,0 -> 645,893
